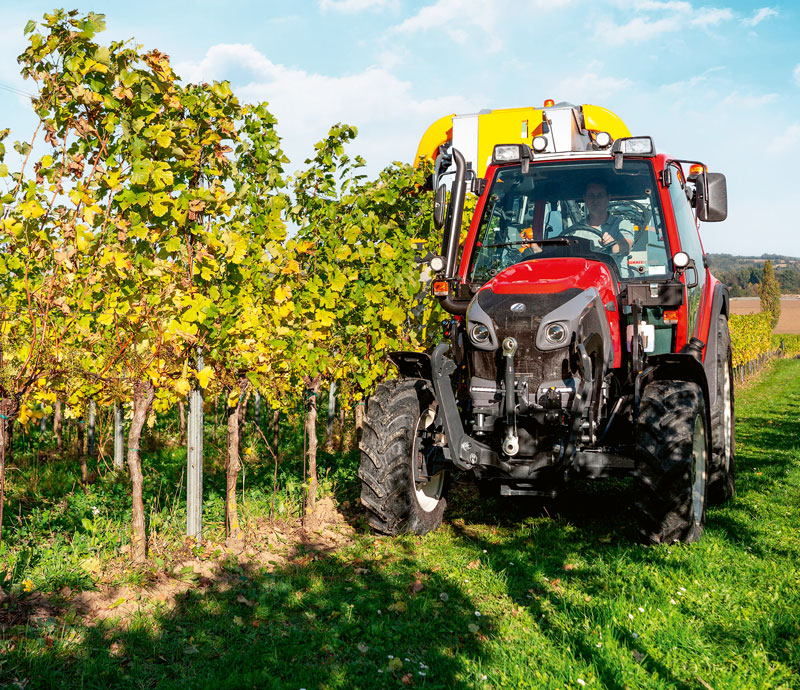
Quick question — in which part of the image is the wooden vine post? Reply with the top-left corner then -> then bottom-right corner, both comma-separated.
113,403 -> 125,472
326,381 -> 337,452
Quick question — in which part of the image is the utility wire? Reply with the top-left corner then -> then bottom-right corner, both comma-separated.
0,81 -> 36,101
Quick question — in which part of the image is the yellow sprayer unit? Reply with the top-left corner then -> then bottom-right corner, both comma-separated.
415,101 -> 631,177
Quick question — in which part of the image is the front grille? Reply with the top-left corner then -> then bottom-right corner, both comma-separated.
471,288 -> 580,382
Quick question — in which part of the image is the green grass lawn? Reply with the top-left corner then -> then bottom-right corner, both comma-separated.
2,360 -> 800,689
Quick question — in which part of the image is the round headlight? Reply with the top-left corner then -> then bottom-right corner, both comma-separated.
595,131 -> 612,148
532,135 -> 548,153
672,251 -> 690,269
545,322 -> 567,345
470,323 -> 491,344
429,255 -> 445,273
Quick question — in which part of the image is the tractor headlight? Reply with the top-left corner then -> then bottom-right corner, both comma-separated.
429,255 -> 445,273
470,323 -> 491,344
595,131 -> 612,148
532,135 -> 548,153
544,322 -> 568,345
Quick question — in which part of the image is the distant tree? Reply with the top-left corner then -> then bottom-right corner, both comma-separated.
777,267 -> 800,294
759,260 -> 781,328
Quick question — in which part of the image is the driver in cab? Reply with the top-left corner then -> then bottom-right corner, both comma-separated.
579,180 -> 634,255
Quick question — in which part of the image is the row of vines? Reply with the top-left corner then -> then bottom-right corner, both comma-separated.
0,11 -> 442,562
729,312 -> 794,382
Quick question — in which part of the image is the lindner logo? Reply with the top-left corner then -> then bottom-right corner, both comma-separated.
510,303 -> 526,313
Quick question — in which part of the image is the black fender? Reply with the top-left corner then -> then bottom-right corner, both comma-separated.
641,353 -> 712,436
700,282 -> 730,407
387,347 -> 469,468
389,345 -> 507,473
386,351 -> 432,380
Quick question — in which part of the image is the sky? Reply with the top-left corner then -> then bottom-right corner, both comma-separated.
0,0 -> 798,256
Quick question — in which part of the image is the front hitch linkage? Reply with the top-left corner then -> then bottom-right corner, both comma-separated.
502,337 -> 520,456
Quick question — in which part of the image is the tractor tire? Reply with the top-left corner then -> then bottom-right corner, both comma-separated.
707,315 -> 735,505
635,380 -> 709,545
359,379 -> 447,536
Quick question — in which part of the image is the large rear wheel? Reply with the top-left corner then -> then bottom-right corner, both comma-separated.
635,380 -> 709,544
708,315 -> 735,504
359,379 -> 447,536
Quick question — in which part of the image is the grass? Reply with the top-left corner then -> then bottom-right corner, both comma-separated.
2,361 -> 800,689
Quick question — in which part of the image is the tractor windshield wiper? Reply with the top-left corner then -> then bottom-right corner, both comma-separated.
482,238 -> 570,248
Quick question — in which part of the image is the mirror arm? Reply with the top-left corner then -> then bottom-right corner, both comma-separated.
676,260 -> 699,289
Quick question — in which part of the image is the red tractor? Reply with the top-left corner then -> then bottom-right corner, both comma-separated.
359,102 -> 733,544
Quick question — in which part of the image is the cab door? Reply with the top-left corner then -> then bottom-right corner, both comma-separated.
667,163 -> 706,339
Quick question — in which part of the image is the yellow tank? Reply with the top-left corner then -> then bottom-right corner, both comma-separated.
415,102 -> 631,178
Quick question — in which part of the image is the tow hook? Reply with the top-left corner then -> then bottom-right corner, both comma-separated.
502,337 -> 520,456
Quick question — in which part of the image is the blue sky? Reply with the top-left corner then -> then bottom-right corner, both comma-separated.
1,1 -> 798,256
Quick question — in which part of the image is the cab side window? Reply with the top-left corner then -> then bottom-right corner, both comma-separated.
668,165 -> 704,268
668,164 -> 706,334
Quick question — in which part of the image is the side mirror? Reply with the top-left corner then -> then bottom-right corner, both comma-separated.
696,172 -> 727,222
433,184 -> 447,229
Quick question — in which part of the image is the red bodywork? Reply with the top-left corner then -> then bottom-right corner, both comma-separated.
456,156 -> 718,369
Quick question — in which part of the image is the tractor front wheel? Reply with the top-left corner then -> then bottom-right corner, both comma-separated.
359,379 -> 447,536
635,380 -> 709,544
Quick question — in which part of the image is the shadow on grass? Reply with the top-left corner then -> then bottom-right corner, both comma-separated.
442,478 -> 699,690
3,541 -> 490,690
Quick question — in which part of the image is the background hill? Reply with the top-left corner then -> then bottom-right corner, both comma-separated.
706,254 -> 800,296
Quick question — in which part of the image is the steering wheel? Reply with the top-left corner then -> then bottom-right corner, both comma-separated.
566,224 -> 616,253
568,223 -> 605,240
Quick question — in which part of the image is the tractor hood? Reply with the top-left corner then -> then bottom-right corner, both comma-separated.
479,257 -> 618,301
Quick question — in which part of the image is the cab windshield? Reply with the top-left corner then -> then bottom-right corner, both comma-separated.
469,160 -> 669,283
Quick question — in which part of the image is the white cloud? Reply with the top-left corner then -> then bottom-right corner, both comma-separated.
392,0 -> 501,44
721,90 -> 778,108
793,64 -> 800,87
690,7 -> 734,27
376,48 -> 405,69
390,0 -> 571,48
596,15 -> 680,44
319,0 -> 392,12
174,43 -> 477,171
552,72 -> 635,102
660,74 -> 712,94
597,3 -> 735,43
631,1 -> 691,11
741,7 -> 778,27
657,67 -> 724,104
768,123 -> 800,153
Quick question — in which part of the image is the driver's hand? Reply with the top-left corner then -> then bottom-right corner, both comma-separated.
520,242 -> 542,254
600,232 -> 619,253
519,227 -> 542,254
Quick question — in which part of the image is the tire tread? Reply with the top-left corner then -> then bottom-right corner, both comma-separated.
359,379 -> 446,536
